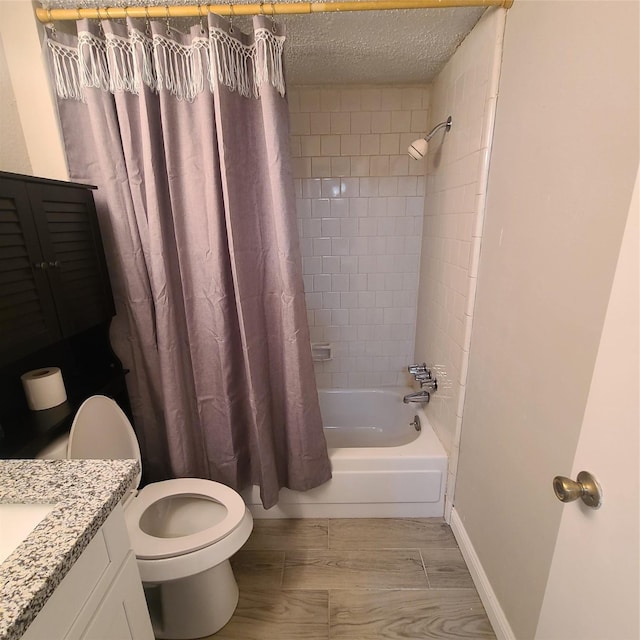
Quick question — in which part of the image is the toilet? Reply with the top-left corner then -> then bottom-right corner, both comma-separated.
43,395 -> 253,640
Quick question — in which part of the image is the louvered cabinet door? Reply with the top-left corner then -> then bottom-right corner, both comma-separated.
0,178 -> 62,363
28,183 -> 115,337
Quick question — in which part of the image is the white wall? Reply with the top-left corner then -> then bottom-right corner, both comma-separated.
413,8 -> 506,513
0,34 -> 32,175
289,85 -> 429,388
454,2 -> 639,639
0,1 -> 68,180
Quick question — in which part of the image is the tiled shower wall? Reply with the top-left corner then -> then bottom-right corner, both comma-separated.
413,9 -> 507,515
288,85 -> 430,388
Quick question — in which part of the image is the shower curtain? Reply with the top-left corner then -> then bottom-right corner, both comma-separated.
47,15 -> 331,508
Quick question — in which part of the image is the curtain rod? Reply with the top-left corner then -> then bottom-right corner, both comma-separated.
36,0 -> 513,23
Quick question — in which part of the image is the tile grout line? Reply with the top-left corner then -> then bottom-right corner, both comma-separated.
280,549 -> 286,588
418,548 -> 432,589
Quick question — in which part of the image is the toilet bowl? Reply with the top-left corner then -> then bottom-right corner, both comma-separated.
61,395 -> 253,639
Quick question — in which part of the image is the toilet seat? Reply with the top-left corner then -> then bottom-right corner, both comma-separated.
68,395 -> 142,490
125,478 -> 247,560
68,396 -> 252,563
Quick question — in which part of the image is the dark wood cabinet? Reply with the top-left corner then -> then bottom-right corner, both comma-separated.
0,172 -> 115,363
1,177 -> 61,357
0,172 -> 129,458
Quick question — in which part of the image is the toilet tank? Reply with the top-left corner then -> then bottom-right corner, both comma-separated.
36,434 -> 69,459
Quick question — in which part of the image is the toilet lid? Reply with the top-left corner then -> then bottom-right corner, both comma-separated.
125,478 -> 248,560
68,395 -> 142,488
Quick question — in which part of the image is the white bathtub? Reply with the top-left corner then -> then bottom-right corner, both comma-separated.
243,388 -> 448,519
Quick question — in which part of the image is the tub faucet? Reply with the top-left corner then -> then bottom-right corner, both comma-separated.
403,390 -> 431,404
408,363 -> 431,378
416,375 -> 438,392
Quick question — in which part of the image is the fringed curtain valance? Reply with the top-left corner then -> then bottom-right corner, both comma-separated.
46,15 -> 285,102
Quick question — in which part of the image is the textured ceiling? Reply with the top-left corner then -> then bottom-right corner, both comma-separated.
44,1 -> 485,84
281,8 -> 485,84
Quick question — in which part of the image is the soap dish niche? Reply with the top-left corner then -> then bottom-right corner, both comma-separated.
311,342 -> 332,362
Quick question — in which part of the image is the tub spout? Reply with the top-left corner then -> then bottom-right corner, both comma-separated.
403,390 -> 431,404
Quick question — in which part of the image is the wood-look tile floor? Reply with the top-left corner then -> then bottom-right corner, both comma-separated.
203,518 -> 496,640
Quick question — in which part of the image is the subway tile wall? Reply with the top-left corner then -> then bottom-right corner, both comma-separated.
412,8 -> 507,517
288,86 -> 430,388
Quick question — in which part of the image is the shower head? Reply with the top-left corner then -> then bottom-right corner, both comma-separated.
408,116 -> 453,160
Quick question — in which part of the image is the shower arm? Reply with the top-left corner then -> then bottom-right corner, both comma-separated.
423,116 -> 453,143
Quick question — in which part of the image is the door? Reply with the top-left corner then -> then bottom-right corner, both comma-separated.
535,170 -> 639,639
81,554 -> 154,640
0,177 -> 61,362
28,182 -> 115,336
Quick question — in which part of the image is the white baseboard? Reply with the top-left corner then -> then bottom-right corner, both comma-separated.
450,507 -> 516,640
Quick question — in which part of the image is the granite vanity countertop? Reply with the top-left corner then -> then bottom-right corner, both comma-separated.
0,459 -> 139,640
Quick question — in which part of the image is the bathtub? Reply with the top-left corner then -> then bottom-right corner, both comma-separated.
243,388 -> 448,519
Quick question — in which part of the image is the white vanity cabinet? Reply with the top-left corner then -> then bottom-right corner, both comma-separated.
22,504 -> 153,640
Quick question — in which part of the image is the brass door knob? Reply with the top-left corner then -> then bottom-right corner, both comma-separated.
553,471 -> 602,509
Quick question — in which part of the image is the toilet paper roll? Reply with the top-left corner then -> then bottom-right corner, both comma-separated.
21,367 -> 67,411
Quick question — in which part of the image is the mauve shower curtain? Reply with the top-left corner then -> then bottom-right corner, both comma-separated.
50,15 -> 331,508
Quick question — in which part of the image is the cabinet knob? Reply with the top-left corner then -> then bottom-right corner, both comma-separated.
48,261 -> 61,268
33,261 -> 49,270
